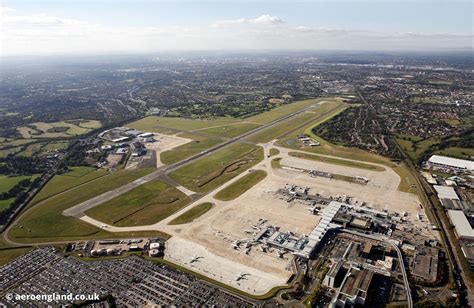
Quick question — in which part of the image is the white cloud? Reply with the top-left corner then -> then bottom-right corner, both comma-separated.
213,14 -> 285,27
0,8 -> 471,56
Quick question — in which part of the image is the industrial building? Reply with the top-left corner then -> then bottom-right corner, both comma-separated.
447,210 -> 474,241
427,155 -> 474,173
433,185 -> 459,200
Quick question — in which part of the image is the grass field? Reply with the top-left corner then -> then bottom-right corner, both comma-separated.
8,168 -> 156,243
392,163 -> 419,194
271,158 -> 282,168
214,170 -> 267,201
86,179 -> 191,226
169,143 -> 263,193
127,116 -> 238,132
17,119 -> 102,139
0,175 -> 37,193
395,136 -> 441,161
29,167 -> 109,205
196,122 -> 261,138
288,152 -> 385,171
0,246 -> 33,266
269,148 -> 280,156
247,99 -> 348,144
0,198 -> 15,213
434,147 -> 474,160
247,112 -> 318,143
168,202 -> 214,225
160,133 -> 223,165
246,98 -> 331,124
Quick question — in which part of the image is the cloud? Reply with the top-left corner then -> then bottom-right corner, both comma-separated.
0,7 -> 471,56
213,14 -> 285,27
0,6 -> 15,15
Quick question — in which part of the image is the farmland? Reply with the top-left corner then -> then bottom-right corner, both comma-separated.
17,119 -> 102,139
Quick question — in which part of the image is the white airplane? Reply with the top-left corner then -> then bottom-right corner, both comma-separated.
307,206 -> 320,215
189,256 -> 202,263
101,224 -> 108,228
236,272 -> 249,281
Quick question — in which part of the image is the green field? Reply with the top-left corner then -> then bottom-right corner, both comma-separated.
434,147 -> 474,160
196,122 -> 261,138
0,175 -> 36,193
169,143 -> 263,193
168,202 -> 214,225
86,179 -> 191,226
288,152 -> 385,172
214,170 -> 267,201
395,135 -> 440,161
269,148 -> 280,156
0,247 -> 33,266
248,100 -> 347,143
127,116 -> 238,132
17,119 -> 102,139
8,168 -> 156,243
160,134 -> 223,165
247,112 -> 318,143
29,167 -> 109,205
246,98 -> 331,124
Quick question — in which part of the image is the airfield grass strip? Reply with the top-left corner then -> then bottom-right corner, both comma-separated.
112,197 -> 180,224
288,152 -> 385,172
214,170 -> 267,201
168,202 -> 214,225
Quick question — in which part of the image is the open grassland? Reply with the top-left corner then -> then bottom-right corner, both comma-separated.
29,167 -> 109,205
196,122 -> 262,138
0,174 -> 40,213
160,134 -> 222,165
246,98 -> 331,124
434,147 -> 474,160
127,116 -> 238,132
269,148 -> 280,156
247,112 -> 318,143
214,170 -> 267,201
168,202 -> 214,225
0,175 -> 37,193
395,135 -> 441,161
8,168 -> 156,244
271,158 -> 282,168
0,246 -> 33,266
288,152 -> 385,172
17,119 -> 102,139
169,143 -> 263,193
0,138 -> 37,148
86,179 -> 191,227
392,163 -> 419,194
0,198 -> 15,213
0,147 -> 22,158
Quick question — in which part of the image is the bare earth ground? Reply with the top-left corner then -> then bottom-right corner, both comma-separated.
76,141 -> 439,295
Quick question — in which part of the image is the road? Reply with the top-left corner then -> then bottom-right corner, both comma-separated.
63,102 -> 334,218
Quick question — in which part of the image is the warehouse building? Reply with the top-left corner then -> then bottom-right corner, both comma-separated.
433,185 -> 459,200
427,155 -> 474,173
447,210 -> 474,242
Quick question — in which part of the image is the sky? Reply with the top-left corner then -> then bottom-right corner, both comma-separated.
0,0 -> 472,56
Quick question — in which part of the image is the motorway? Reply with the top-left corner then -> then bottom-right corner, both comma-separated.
63,102 -> 337,218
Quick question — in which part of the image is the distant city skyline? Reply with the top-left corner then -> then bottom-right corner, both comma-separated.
1,0 -> 472,56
